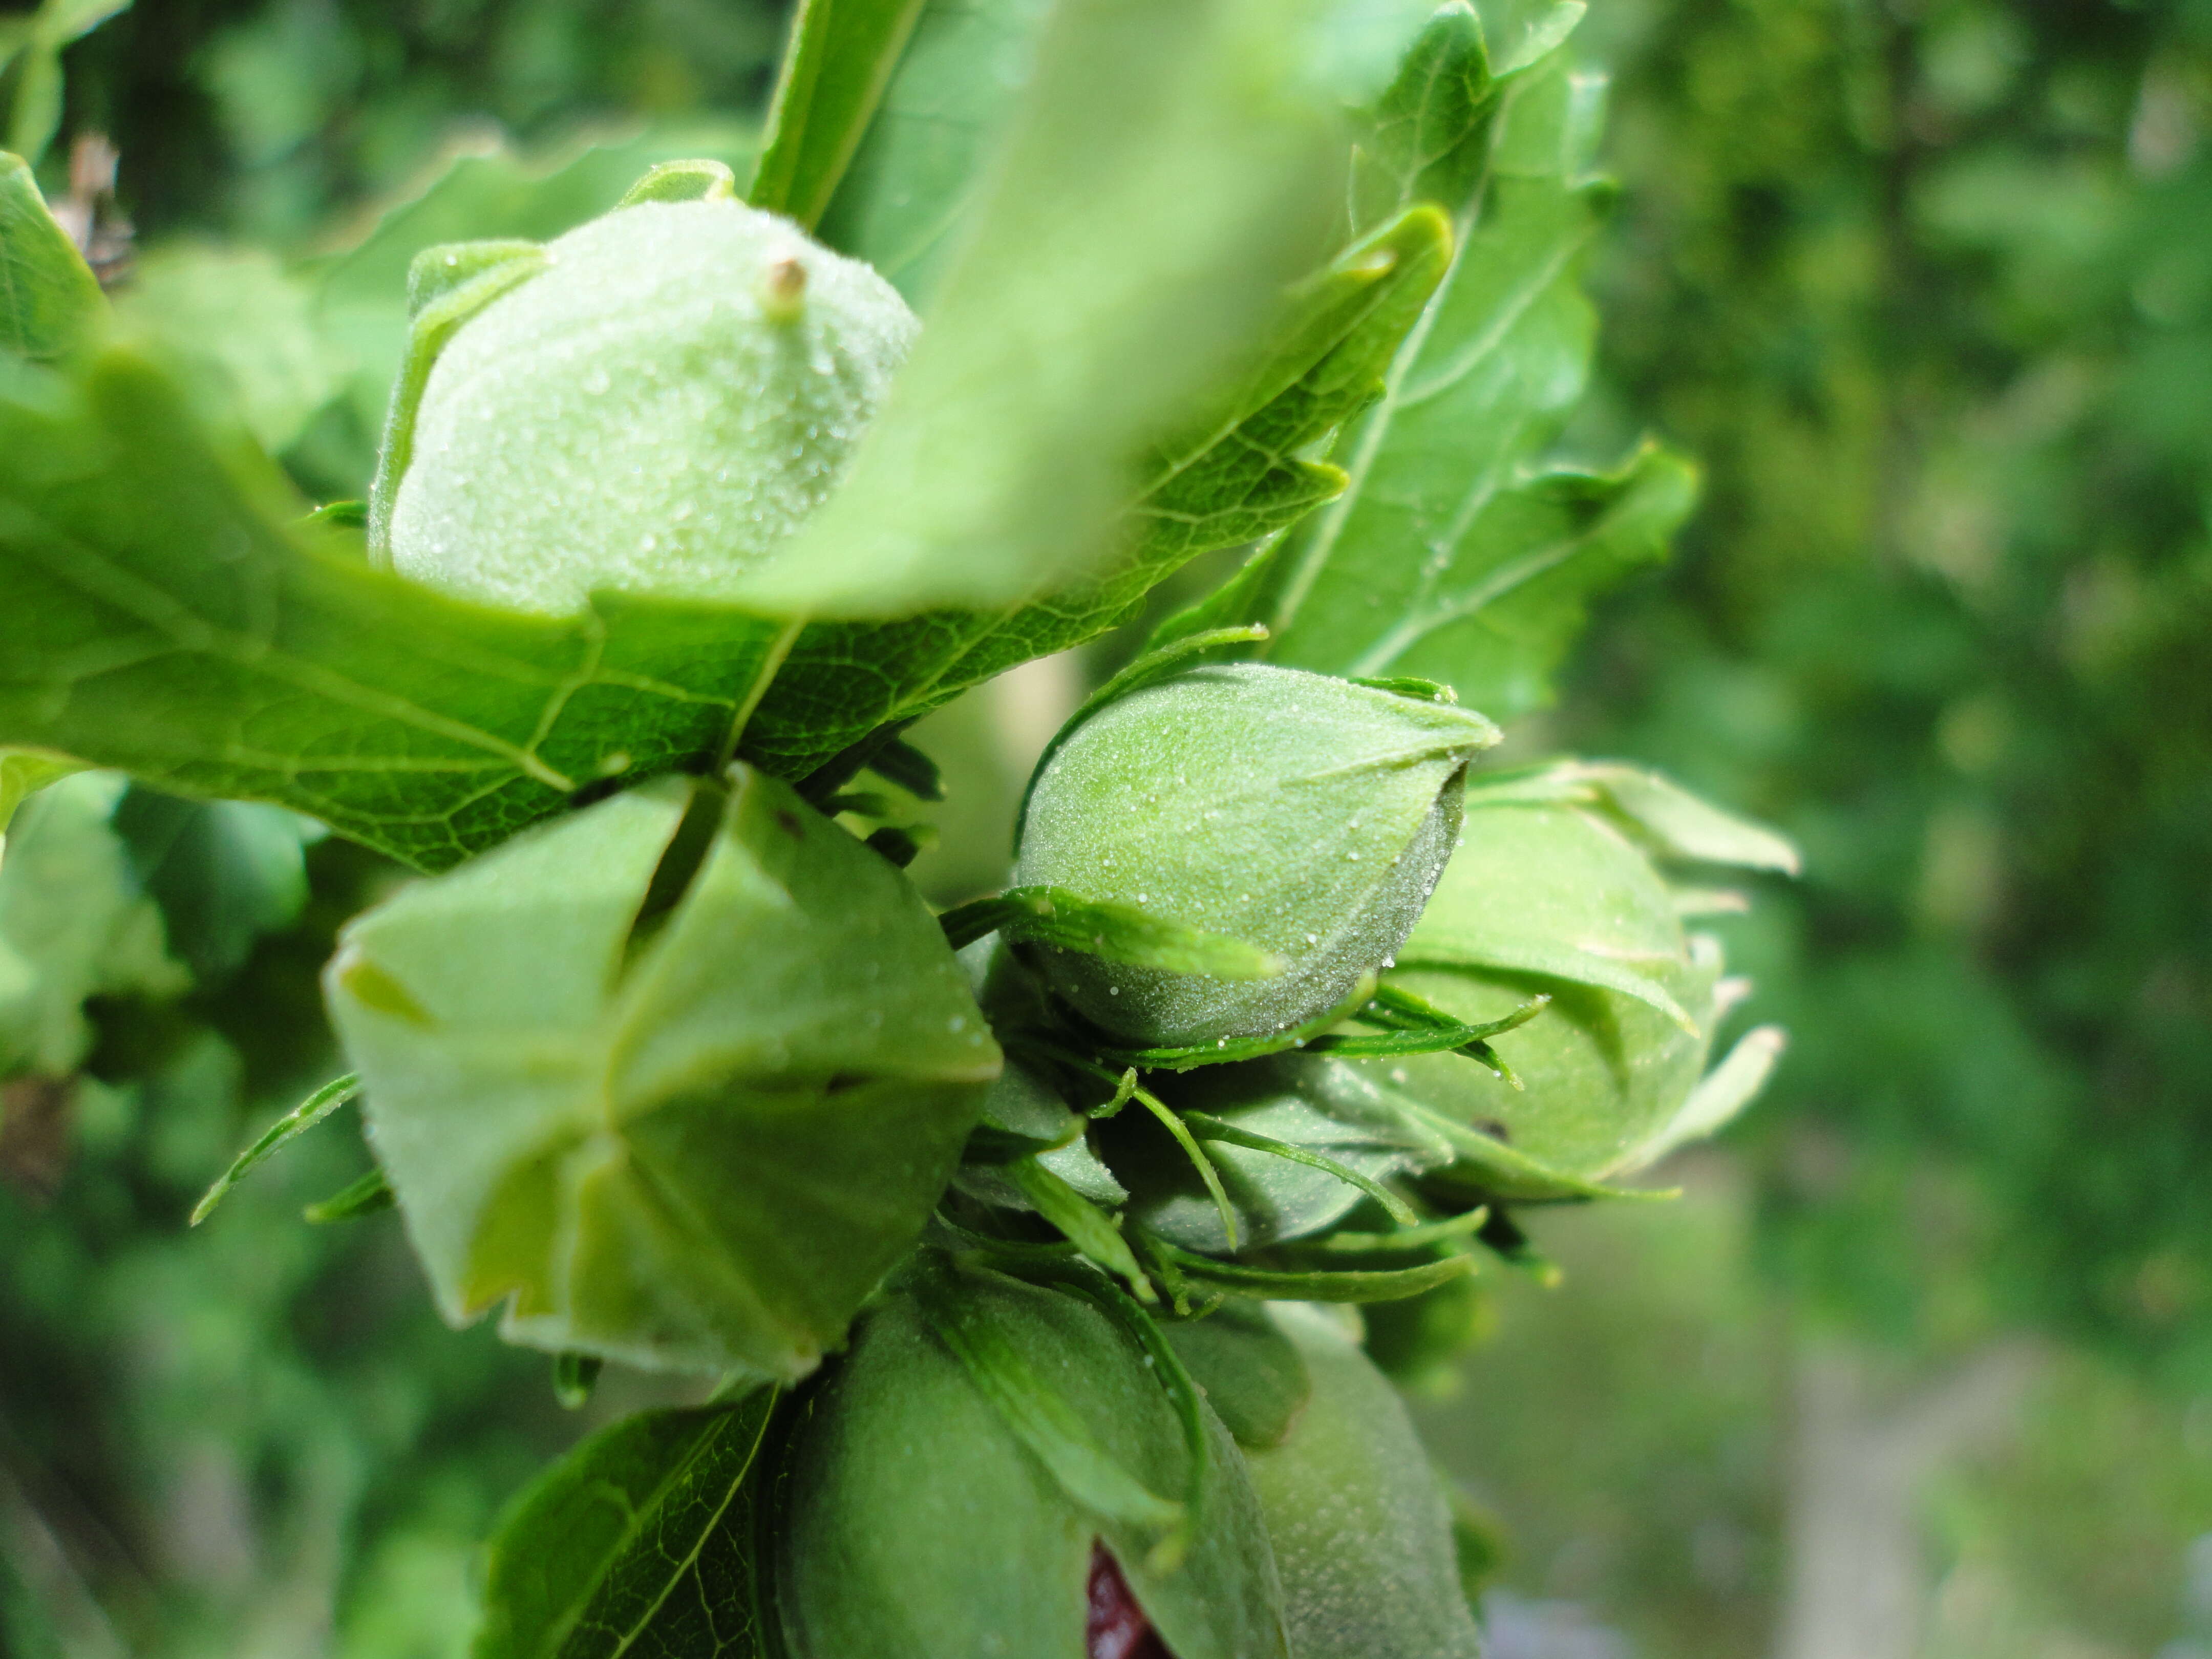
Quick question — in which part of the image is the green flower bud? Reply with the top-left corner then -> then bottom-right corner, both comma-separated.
1362,765 -> 1795,1188
1012,665 -> 1498,1048
324,768 -> 997,1379
777,1258 -> 1287,1659
1237,1305 -> 1482,1659
370,166 -> 918,615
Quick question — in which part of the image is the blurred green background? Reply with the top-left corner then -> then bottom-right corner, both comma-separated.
2,0 -> 2209,1654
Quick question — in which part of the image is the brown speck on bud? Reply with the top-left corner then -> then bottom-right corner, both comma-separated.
760,256 -> 808,323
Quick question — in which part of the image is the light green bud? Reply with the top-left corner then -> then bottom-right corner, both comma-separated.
324,768 -> 997,1379
1013,665 -> 1498,1048
1366,768 -> 1794,1186
1237,1305 -> 1482,1659
777,1258 -> 1287,1659
371,167 -> 918,615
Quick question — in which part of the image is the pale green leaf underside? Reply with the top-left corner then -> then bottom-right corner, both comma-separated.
732,0 -> 1350,616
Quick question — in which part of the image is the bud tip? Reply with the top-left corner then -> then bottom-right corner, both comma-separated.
760,256 -> 808,322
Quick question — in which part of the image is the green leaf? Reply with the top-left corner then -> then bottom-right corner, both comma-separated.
114,244 -> 346,454
110,786 -> 314,982
732,0 -> 1360,617
740,205 -> 1454,781
0,346 -> 795,871
1236,9 -> 1697,715
816,0 -> 1056,306
749,0 -> 929,230
0,771 -> 186,1078
475,1389 -> 787,1659
326,770 -> 999,1379
0,747 -> 80,838
0,151 -> 102,360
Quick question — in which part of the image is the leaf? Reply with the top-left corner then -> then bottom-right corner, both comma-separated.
475,1388 -> 786,1659
0,151 -> 103,360
816,0 -> 1056,307
749,0 -> 929,231
326,770 -> 999,1379
0,771 -> 185,1078
0,748 -> 80,838
110,786 -> 314,981
1236,7 -> 1696,715
731,0 -> 1362,616
114,243 -> 347,455
739,205 -> 1453,780
0,346 -> 794,872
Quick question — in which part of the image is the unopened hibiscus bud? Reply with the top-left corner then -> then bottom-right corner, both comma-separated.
1012,664 -> 1498,1048
777,1257 -> 1287,1659
368,160 -> 918,615
1368,764 -> 1795,1187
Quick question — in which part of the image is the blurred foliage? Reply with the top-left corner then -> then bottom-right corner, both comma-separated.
1554,0 -> 2212,1378
1429,1170 -> 2212,1659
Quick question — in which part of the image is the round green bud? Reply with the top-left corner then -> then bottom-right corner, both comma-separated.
1013,664 -> 1498,1047
324,768 -> 996,1379
1369,797 -> 1727,1183
380,195 -> 917,615
777,1260 -> 1286,1659
1240,1305 -> 1482,1658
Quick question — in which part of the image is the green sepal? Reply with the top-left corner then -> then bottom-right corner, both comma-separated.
941,885 -> 1286,981
190,1070 -> 361,1225
778,1261 -> 1287,1659
1143,1238 -> 1474,1305
303,1166 -> 395,1223
618,157 -> 740,208
367,239 -> 550,560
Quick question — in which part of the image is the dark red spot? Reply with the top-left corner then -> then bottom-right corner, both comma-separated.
774,809 -> 805,838
1087,1543 -> 1172,1659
